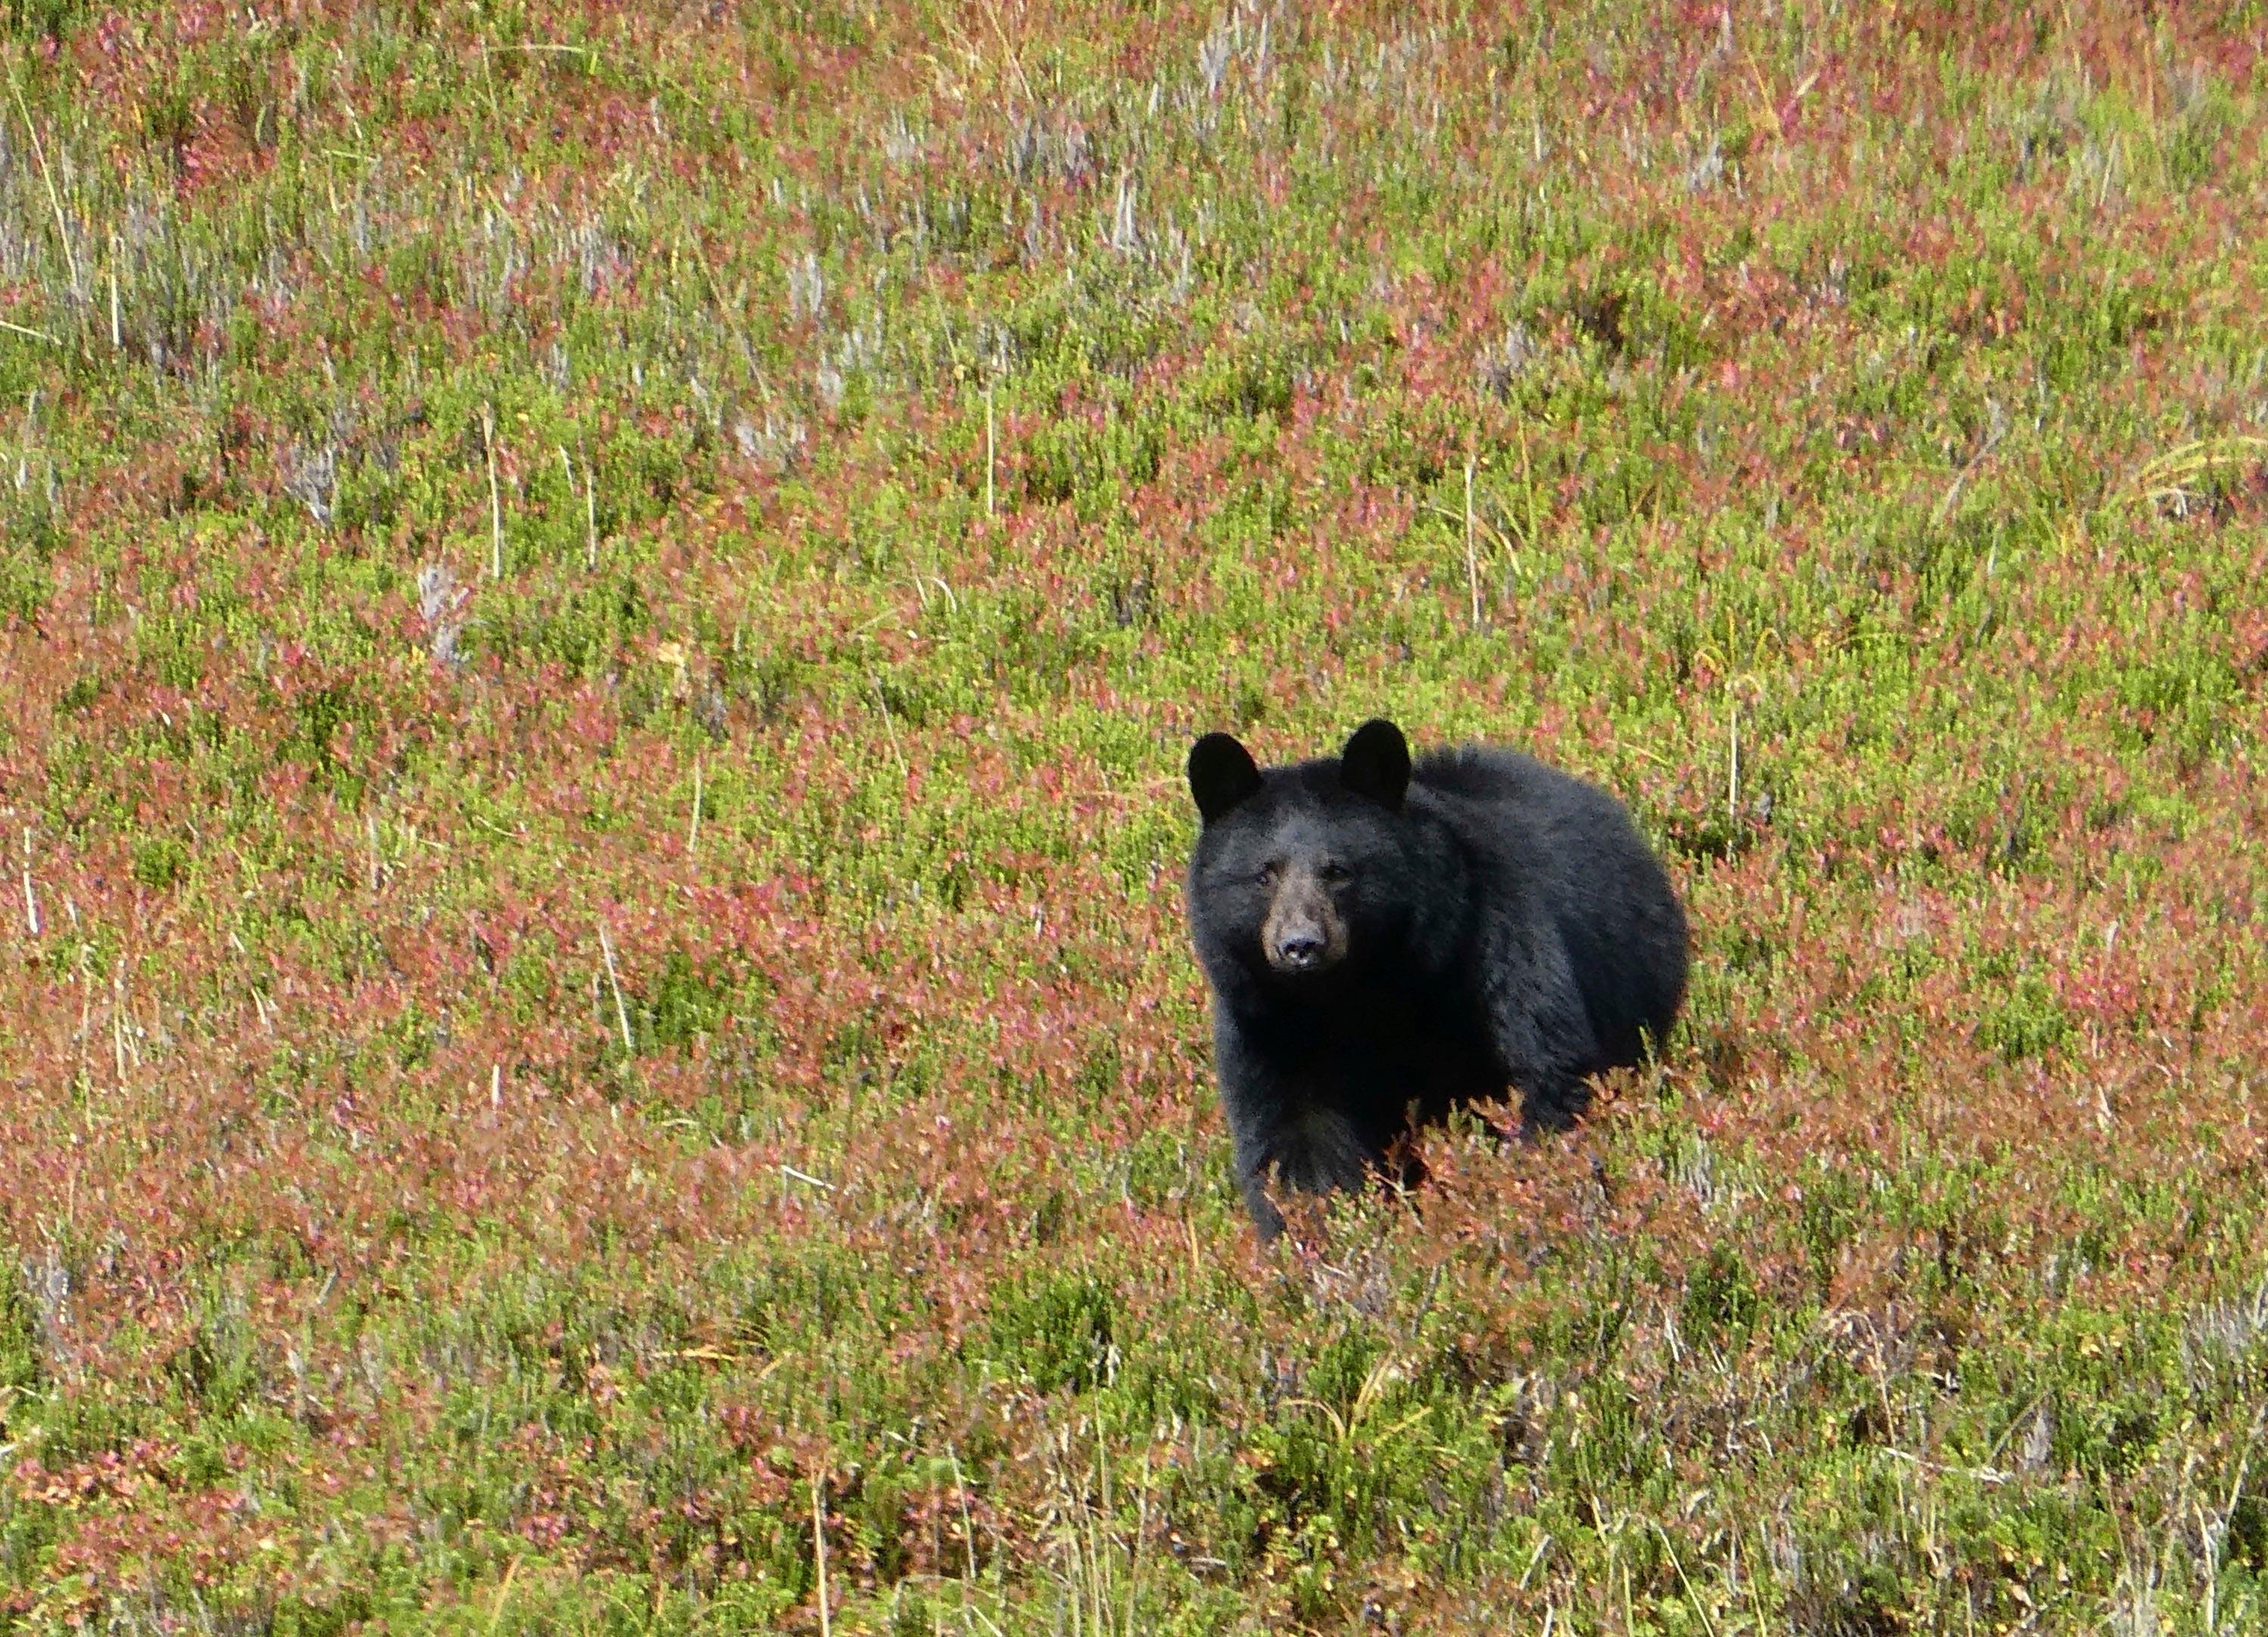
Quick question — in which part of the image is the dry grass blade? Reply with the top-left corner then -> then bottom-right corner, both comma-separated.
2118,435 -> 2268,509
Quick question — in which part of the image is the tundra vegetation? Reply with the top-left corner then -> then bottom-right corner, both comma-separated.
2,1 -> 2267,1631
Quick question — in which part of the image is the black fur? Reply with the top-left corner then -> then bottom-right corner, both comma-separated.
1184,719 -> 1688,1239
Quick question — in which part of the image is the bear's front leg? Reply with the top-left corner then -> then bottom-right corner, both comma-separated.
1479,935 -> 1605,1134
1240,1107 -> 1375,1242
1213,1008 -> 1374,1239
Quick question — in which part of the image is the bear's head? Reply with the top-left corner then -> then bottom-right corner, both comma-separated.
1185,719 -> 1414,986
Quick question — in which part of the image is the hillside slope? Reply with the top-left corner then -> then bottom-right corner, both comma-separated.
3,2 -> 2268,1630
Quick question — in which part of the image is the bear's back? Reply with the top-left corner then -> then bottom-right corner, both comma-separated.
1412,744 -> 1589,803
1411,743 -> 1687,1052
1409,745 -> 1631,847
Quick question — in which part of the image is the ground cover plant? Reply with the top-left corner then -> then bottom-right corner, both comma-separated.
3,0 -> 2268,1629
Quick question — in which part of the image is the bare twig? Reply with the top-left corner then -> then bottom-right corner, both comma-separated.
597,921 -> 634,1054
1517,1531 -> 1554,1590
8,68 -> 81,298
485,1551 -> 523,1635
557,443 -> 575,530
1727,696 -> 1739,822
1650,1520 -> 1721,1637
482,405 -> 504,579
813,1467 -> 832,1637
110,955 -> 128,1088
950,1444 -> 981,1588
869,673 -> 908,778
1463,453 -> 1482,626
580,441 -> 599,568
478,41 -> 597,60
1880,1446 -> 2010,1485
1931,404 -> 2006,528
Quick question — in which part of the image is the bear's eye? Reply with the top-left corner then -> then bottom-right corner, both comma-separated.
1255,862 -> 1281,887
1319,862 -> 1352,884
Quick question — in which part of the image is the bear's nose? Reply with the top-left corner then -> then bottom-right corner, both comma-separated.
1275,933 -> 1325,970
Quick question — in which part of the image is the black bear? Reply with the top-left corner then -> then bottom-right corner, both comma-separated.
1184,719 -> 1687,1239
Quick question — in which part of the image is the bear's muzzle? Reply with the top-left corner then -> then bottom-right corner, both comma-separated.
1262,871 -> 1349,976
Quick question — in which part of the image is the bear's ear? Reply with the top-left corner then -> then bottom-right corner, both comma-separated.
1339,719 -> 1411,811
1188,733 -> 1263,825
